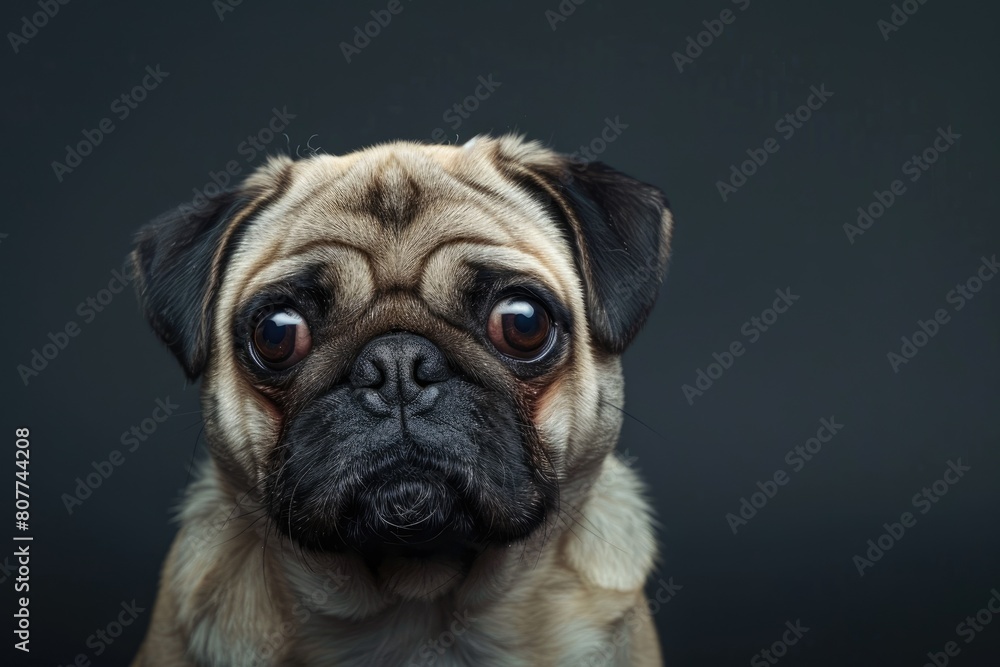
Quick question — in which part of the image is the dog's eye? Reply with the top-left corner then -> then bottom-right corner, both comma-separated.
251,308 -> 312,369
487,297 -> 553,361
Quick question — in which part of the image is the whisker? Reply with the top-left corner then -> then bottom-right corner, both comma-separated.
599,399 -> 668,443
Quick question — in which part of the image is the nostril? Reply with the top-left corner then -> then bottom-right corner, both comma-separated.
413,355 -> 449,386
350,333 -> 452,408
350,357 -> 386,390
412,358 -> 432,388
371,358 -> 388,388
354,387 -> 393,417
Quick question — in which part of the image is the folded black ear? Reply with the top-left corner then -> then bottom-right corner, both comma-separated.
129,191 -> 251,379
542,159 -> 673,353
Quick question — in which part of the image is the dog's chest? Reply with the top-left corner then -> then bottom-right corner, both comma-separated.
293,604 -> 523,666
288,599 -> 633,667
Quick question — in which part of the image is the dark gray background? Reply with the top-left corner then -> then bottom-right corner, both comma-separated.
5,0 -> 999,664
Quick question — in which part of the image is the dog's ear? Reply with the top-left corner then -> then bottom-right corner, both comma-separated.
129,190 -> 251,379
130,156 -> 292,379
511,153 -> 673,354
554,159 -> 672,353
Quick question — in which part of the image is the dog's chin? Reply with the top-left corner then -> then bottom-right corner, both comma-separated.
273,463 -> 546,565
337,471 -> 482,558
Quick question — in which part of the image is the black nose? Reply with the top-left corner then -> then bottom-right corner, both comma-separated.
349,333 -> 451,413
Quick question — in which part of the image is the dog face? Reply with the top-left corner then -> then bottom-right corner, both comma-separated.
132,135 -> 671,565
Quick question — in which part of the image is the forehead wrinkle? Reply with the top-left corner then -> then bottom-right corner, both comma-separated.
441,155 -> 581,281
235,242 -> 374,304
255,177 -> 508,273
419,242 -> 570,302
333,145 -> 455,211
219,222 -> 294,319
272,158 -> 370,223
423,198 -> 578,303
444,169 -> 516,204
220,137 -> 586,327
280,238 -> 376,267
229,184 -> 334,251
354,198 -> 516,288
261,168 -> 388,253
399,201 -> 516,252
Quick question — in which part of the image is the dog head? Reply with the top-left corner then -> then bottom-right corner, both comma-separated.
132,135 -> 671,571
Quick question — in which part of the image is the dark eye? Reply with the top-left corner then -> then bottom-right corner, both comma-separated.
487,297 -> 554,361
251,308 -> 312,369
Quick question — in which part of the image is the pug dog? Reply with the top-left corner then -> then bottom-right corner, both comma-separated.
130,135 -> 672,666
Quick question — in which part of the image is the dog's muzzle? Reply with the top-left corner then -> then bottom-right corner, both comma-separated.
268,332 -> 550,555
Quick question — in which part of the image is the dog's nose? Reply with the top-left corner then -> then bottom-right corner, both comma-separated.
349,333 -> 451,412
